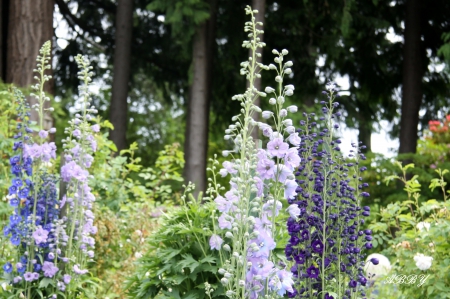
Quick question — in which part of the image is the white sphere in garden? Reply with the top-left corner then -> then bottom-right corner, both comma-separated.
364,253 -> 391,280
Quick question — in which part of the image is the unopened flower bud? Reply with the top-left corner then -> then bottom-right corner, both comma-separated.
269,98 -> 276,105
282,119 -> 293,126
262,111 -> 273,119
280,109 -> 287,117
277,96 -> 285,104
287,105 -> 298,113
265,87 -> 275,93
285,61 -> 293,67
275,76 -> 282,82
282,49 -> 289,55
223,244 -> 231,251
285,89 -> 294,96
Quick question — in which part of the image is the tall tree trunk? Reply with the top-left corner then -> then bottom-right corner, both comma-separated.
358,120 -> 372,152
6,0 -> 54,127
184,0 -> 217,196
109,0 -> 134,152
249,0 -> 265,140
0,0 -> 7,81
398,0 -> 423,155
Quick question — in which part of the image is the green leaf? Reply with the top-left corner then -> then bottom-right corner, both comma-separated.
39,277 -> 54,288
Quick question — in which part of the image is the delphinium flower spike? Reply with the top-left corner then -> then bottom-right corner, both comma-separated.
285,82 -> 371,299
208,6 -> 301,299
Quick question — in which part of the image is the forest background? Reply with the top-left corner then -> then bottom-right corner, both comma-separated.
1,0 -> 450,297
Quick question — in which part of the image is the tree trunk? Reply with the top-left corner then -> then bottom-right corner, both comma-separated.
184,0 -> 217,196
0,0 -> 7,81
358,120 -> 372,152
249,0 -> 265,140
5,0 -> 54,127
398,0 -> 423,155
109,0 -> 134,152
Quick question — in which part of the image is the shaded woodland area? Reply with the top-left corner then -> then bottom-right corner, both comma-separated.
1,0 -> 450,193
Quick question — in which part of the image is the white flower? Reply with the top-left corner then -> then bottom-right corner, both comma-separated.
364,253 -> 391,280
285,126 -> 296,134
279,109 -> 287,117
287,105 -> 298,113
268,64 -> 277,70
284,68 -> 292,75
285,61 -> 293,67
265,87 -> 275,93
285,84 -> 295,90
277,96 -> 285,104
134,252 -> 143,259
285,89 -> 294,96
269,98 -> 276,105
262,111 -> 273,119
414,253 -> 433,271
416,222 -> 431,232
282,49 -> 289,55
275,76 -> 282,82
282,119 -> 293,126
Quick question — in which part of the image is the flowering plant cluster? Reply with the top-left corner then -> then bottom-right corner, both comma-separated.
366,162 -> 450,298
286,83 -> 372,299
2,42 -> 99,299
207,7 -> 373,299
208,6 -> 299,299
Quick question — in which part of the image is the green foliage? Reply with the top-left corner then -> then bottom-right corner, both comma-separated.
125,191 -> 226,299
89,121 -> 185,211
147,0 -> 210,52
367,162 -> 450,298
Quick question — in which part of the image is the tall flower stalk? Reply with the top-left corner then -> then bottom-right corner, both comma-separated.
208,6 -> 300,299
2,43 -> 99,299
286,83 -> 371,299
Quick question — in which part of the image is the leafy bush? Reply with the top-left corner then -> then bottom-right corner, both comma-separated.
125,189 -> 226,299
367,162 -> 450,298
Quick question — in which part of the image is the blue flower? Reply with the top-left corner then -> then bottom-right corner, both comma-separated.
10,234 -> 21,246
3,262 -> 13,273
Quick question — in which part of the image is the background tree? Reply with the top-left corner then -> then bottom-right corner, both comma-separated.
109,0 -> 134,152
1,0 -> 54,126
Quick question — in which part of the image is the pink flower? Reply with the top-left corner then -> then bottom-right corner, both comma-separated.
267,138 -> 289,158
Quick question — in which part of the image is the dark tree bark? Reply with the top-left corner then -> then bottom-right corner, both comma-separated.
109,0 -> 134,152
358,121 -> 372,151
5,0 -> 54,127
398,0 -> 423,155
184,0 -> 217,196
249,0 -> 265,140
0,0 -> 7,81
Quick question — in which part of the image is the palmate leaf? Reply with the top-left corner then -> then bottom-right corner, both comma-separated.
177,253 -> 200,273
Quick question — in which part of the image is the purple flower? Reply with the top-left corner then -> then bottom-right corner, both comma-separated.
220,161 -> 238,177
256,158 -> 275,180
39,130 -> 48,139
288,132 -> 301,146
24,272 -> 35,282
73,129 -> 81,138
32,227 -> 49,245
218,213 -> 233,230
91,124 -> 100,132
284,179 -> 298,199
63,274 -> 71,284
209,234 -> 224,250
269,269 -> 294,296
286,204 -> 301,219
262,200 -> 282,217
248,257 -> 274,279
249,229 -> 276,258
214,195 -> 233,213
311,239 -> 324,254
42,261 -> 59,277
284,147 -> 301,170
306,265 -> 319,279
73,264 -> 88,275
267,138 -> 289,158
